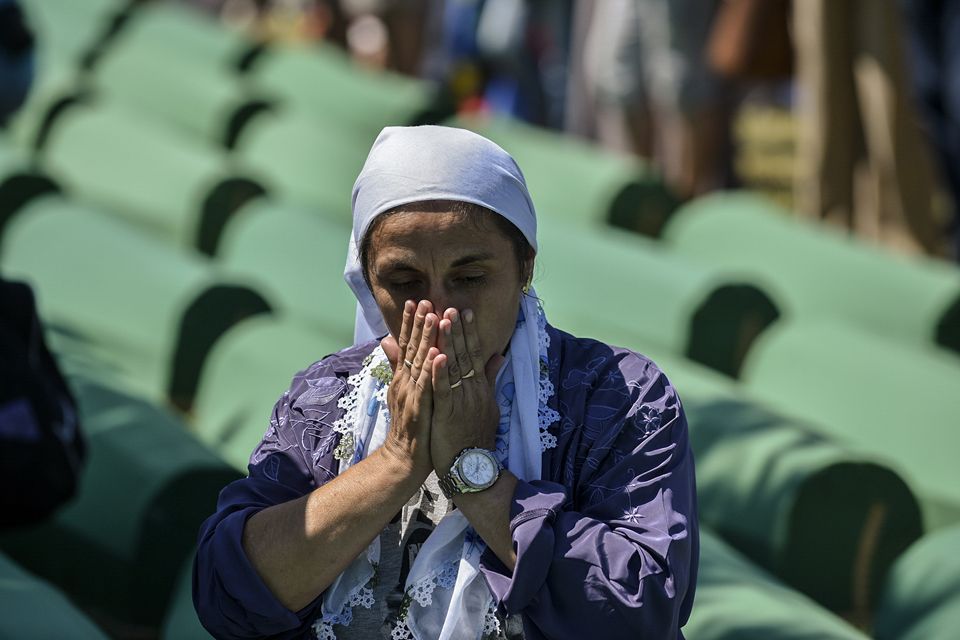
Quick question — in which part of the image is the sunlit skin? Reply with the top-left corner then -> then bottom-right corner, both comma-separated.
241,208 -> 532,612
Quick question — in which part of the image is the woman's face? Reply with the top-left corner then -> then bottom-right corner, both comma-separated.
366,209 -> 530,362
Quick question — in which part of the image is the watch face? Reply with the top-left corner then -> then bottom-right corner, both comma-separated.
458,450 -> 498,488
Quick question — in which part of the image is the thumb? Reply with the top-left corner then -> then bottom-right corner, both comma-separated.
381,335 -> 400,371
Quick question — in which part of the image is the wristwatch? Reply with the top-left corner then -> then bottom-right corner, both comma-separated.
439,447 -> 503,499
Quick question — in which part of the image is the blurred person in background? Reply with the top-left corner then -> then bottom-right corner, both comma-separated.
898,0 -> 960,261
793,0 -> 947,257
568,0 -> 731,199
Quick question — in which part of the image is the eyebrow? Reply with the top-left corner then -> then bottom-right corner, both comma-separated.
379,252 -> 496,273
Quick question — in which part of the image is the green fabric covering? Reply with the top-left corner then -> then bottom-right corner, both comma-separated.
687,531 -> 869,640
448,114 -> 679,233
875,525 -> 960,640
0,199 -> 272,406
0,144 -> 58,228
661,191 -> 960,356
91,39 -> 269,146
657,352 -> 921,613
4,56 -> 81,150
0,376 -> 242,627
38,100 -> 265,249
0,551 -> 109,639
215,200 -> 357,330
102,2 -> 259,73
20,0 -> 122,64
740,319 -> 960,530
161,556 -> 213,640
248,43 -> 440,136
232,110 -> 369,222
534,220 -> 780,375
192,316 -> 347,470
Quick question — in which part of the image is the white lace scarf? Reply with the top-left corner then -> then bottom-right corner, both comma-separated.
313,296 -> 559,640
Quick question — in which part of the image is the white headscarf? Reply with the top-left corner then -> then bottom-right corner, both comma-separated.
321,125 -> 555,640
344,125 -> 538,344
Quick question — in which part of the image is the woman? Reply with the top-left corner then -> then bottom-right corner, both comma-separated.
194,126 -> 698,639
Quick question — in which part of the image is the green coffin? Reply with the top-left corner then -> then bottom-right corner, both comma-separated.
215,200 -> 358,329
0,199 -> 272,407
534,220 -> 780,376
448,114 -> 679,233
740,319 -> 960,530
650,351 -> 922,613
231,109 -> 370,223
0,551 -> 109,639
161,556 -> 213,640
38,100 -> 266,250
875,525 -> 960,640
0,376 -> 242,628
90,39 -> 271,147
661,191 -> 960,357
247,43 -> 442,136
0,142 -> 59,229
192,315 -> 349,471
687,531 -> 869,640
100,2 -> 261,74
20,0 -> 125,65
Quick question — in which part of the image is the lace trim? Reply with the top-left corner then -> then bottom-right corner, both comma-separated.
536,307 -> 559,450
312,567 -> 378,640
331,351 -> 391,462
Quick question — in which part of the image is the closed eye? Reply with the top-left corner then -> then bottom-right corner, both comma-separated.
454,275 -> 487,287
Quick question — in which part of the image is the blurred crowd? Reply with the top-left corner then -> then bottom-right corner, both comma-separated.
3,0 -> 959,261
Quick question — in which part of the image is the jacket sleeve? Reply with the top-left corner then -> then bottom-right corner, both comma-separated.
193,368 -> 345,639
480,360 -> 699,640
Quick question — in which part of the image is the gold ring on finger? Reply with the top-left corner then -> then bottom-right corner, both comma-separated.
404,359 -> 414,369
461,369 -> 476,379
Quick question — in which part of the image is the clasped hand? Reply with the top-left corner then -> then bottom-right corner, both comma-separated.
380,300 -> 505,481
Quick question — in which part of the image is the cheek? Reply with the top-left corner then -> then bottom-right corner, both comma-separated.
477,285 -> 523,355
371,286 -> 404,337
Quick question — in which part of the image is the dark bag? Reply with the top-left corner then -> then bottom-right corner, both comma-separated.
0,279 -> 85,528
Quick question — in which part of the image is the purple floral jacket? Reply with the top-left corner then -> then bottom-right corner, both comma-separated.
194,325 -> 698,639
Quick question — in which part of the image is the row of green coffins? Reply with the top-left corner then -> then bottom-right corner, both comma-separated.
3,192 -> 958,530
5,103 -> 958,368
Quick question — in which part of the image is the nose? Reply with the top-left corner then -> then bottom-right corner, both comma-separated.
424,283 -> 461,316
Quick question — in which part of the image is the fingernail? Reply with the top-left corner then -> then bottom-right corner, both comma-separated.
451,310 -> 459,324
425,315 -> 434,328
444,324 -> 451,336
464,309 -> 474,323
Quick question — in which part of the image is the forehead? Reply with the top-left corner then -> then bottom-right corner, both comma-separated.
369,210 -> 512,260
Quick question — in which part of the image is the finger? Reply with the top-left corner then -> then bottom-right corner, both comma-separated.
461,309 -> 486,381
417,346 -> 439,395
381,335 -> 400,373
396,300 -> 415,359
410,312 -> 438,380
448,309 -> 472,383
431,352 -> 451,404
438,316 -> 460,384
404,300 -> 431,375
